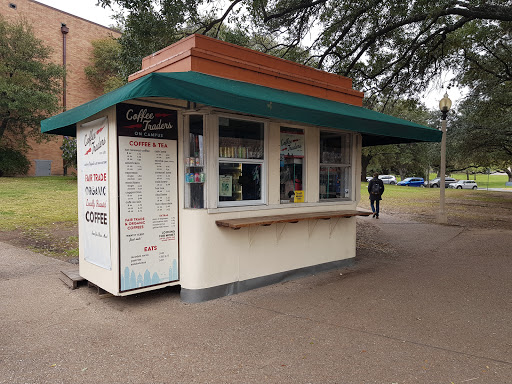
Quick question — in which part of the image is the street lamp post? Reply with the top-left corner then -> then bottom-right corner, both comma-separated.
438,92 -> 452,224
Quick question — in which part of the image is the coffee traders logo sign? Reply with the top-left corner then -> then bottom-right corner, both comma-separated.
117,103 -> 178,140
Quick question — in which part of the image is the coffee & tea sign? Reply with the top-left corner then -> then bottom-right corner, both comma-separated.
117,103 -> 178,140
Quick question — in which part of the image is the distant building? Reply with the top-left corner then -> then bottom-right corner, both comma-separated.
0,0 -> 120,176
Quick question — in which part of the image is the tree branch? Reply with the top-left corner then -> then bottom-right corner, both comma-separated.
263,0 -> 328,22
318,0 -> 383,69
198,0 -> 244,35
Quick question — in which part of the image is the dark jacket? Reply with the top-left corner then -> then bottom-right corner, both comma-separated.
368,177 -> 384,200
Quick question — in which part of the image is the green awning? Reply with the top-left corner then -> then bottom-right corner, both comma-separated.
41,71 -> 441,146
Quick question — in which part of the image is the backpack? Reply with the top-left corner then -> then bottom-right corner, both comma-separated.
370,180 -> 381,195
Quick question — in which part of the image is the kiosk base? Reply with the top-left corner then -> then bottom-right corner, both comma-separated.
180,257 -> 354,303
60,269 -> 86,290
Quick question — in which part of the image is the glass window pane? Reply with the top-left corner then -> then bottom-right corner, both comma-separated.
185,115 -> 205,209
319,130 -> 351,201
219,118 -> 264,159
189,115 -> 204,163
320,131 -> 349,164
319,167 -> 351,200
219,162 -> 262,202
280,127 -> 305,203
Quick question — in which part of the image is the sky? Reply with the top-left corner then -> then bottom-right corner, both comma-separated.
36,0 -> 118,28
36,0 -> 464,110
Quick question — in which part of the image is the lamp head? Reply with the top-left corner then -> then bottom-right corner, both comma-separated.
439,92 -> 452,119
439,92 -> 452,112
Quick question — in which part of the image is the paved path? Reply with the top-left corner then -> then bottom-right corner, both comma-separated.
1,215 -> 511,383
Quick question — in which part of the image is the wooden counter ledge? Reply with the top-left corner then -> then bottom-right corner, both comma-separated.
215,210 -> 372,229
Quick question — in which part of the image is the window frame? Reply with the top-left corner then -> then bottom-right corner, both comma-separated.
279,126 -> 306,204
215,114 -> 268,208
318,129 -> 352,202
183,114 -> 207,209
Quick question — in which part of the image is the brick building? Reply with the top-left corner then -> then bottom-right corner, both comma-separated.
0,0 -> 120,175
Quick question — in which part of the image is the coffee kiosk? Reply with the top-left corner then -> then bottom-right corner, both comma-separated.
42,35 -> 441,302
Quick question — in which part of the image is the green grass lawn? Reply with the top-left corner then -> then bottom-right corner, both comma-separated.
1,175 -> 509,231
437,173 -> 510,189
0,175 -> 510,259
359,180 -> 512,220
0,176 -> 78,231
389,173 -> 510,189
420,173 -> 512,188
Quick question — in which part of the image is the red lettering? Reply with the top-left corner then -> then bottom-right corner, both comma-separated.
129,141 -> 151,147
94,173 -> 107,181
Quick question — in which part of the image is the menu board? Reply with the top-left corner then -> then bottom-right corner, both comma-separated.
117,104 -> 178,292
78,117 -> 111,270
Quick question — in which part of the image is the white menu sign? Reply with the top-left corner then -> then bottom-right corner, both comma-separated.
78,117 -> 111,270
118,137 -> 178,291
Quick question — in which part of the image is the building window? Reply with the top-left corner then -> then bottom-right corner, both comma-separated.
319,131 -> 351,200
218,117 -> 265,206
280,127 -> 305,203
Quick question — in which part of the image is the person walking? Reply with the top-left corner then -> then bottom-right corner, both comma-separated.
368,172 -> 384,218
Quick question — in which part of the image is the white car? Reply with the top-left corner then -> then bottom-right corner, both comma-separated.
448,180 -> 478,189
425,177 -> 457,188
366,175 -> 397,185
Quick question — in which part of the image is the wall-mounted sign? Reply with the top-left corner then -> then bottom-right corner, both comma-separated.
78,117 -> 111,270
118,107 -> 179,292
117,103 -> 178,140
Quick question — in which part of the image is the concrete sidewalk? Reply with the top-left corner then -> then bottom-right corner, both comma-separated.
1,214 -> 511,383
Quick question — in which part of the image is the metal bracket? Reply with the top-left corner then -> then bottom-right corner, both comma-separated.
275,223 -> 287,243
248,226 -> 259,247
329,217 -> 341,238
308,219 -> 319,238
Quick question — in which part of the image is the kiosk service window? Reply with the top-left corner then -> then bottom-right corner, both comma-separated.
184,115 -> 206,209
319,131 -> 351,201
182,114 -> 355,210
218,117 -> 265,207
280,127 -> 305,204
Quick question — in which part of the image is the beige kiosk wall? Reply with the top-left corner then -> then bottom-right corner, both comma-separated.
178,116 -> 363,295
178,210 -> 358,292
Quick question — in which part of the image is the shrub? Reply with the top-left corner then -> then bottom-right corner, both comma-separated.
60,136 -> 77,169
0,148 -> 31,176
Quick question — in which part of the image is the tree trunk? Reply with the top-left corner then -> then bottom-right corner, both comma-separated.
506,166 -> 512,182
361,153 -> 371,181
398,167 -> 406,181
0,118 -> 9,142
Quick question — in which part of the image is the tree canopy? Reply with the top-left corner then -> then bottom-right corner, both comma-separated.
85,37 -> 125,93
98,0 -> 512,106
0,16 -> 63,149
96,0 -> 512,178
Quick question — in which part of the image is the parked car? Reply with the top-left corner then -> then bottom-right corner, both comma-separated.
397,177 -> 425,187
379,175 -> 397,185
425,177 -> 457,188
448,180 -> 478,189
365,175 -> 397,185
